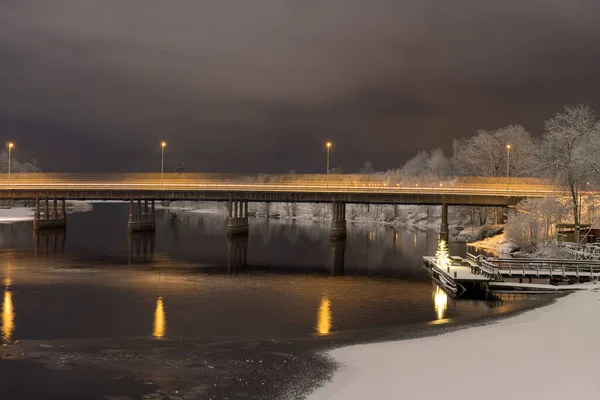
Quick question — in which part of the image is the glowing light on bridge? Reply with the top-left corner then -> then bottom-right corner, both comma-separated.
2,290 -> 14,343
317,297 -> 332,336
433,286 -> 448,320
153,297 -> 166,339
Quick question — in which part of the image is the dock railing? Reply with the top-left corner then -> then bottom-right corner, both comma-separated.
487,258 -> 600,279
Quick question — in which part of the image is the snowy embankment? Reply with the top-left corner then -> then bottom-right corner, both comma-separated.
309,289 -> 600,400
0,207 -> 35,223
467,232 -> 517,254
165,201 -> 447,229
0,202 -> 93,223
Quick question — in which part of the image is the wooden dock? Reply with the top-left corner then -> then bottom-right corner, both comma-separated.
423,253 -> 598,297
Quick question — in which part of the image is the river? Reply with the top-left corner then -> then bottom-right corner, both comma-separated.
0,204 -> 548,399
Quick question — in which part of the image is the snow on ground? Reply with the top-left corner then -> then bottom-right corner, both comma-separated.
0,207 -> 34,223
468,233 -> 517,254
308,290 -> 600,400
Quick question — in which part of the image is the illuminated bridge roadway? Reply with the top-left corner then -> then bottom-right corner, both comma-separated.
0,173 -> 561,240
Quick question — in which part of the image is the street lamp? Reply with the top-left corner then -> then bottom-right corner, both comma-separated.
326,142 -> 332,175
506,144 -> 511,194
6,142 -> 14,181
160,141 -> 167,186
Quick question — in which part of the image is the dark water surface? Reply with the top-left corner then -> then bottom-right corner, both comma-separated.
0,204 -> 547,399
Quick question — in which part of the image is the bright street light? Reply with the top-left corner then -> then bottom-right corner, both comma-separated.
326,142 -> 332,175
6,142 -> 14,181
160,141 -> 167,186
506,144 -> 511,194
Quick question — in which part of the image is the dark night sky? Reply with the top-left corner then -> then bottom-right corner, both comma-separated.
1,1 -> 600,173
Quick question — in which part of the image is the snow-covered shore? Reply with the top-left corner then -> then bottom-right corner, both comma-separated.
0,203 -> 93,223
0,207 -> 35,223
165,201 -> 449,230
468,232 -> 517,254
308,289 -> 600,400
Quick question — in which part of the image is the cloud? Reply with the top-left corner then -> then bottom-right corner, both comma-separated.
1,0 -> 600,172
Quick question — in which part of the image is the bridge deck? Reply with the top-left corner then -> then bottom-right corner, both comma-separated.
0,173 -> 559,205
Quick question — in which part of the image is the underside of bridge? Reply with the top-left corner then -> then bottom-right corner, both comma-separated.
2,187 -> 521,243
33,197 -> 67,230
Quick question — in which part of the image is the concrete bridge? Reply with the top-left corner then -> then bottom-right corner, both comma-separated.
0,173 -> 559,241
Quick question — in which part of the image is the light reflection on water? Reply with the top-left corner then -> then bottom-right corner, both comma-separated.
433,285 -> 448,320
153,297 -> 166,339
0,204 -> 541,342
316,297 -> 332,336
2,289 -> 14,343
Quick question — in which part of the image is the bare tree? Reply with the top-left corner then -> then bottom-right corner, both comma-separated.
539,104 -> 600,242
455,125 -> 536,178
360,161 -> 375,174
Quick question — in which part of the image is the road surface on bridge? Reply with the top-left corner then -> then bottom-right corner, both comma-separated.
0,173 -> 562,198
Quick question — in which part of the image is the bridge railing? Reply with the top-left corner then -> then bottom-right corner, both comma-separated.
0,173 -> 562,196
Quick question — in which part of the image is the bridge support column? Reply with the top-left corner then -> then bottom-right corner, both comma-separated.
128,198 -> 156,232
34,197 -> 67,230
330,201 -> 347,240
227,200 -> 249,236
35,196 -> 40,220
439,202 -> 449,243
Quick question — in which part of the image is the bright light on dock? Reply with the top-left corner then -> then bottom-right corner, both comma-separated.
434,240 -> 451,268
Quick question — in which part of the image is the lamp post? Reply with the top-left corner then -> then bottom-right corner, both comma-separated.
7,142 -> 14,181
326,142 -> 332,175
506,144 -> 511,194
160,141 -> 166,186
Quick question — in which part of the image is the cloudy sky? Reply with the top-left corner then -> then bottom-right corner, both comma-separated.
1,0 -> 600,173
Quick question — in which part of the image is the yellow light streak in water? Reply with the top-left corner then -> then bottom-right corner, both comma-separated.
413,234 -> 417,248
153,297 -> 166,339
433,286 -> 448,320
317,297 -> 332,336
2,290 -> 14,343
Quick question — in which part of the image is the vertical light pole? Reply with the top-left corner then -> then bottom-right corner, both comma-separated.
506,144 -> 511,194
326,142 -> 332,175
7,142 -> 14,181
160,141 -> 166,186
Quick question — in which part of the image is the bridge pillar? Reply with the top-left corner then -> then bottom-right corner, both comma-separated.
35,196 -> 40,220
34,197 -> 67,230
330,201 -> 347,240
227,200 -> 249,236
439,202 -> 449,243
128,198 -> 156,232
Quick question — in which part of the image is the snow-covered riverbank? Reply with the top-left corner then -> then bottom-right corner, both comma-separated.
0,203 -> 93,223
0,207 -> 35,223
165,201 -> 452,230
468,233 -> 517,254
308,289 -> 600,400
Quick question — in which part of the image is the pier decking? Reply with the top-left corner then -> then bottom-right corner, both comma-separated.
423,253 -> 599,297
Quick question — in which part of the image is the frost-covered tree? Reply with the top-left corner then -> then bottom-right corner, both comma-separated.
360,161 -> 375,174
506,196 -> 570,250
0,150 -> 42,173
455,125 -> 536,178
399,148 -> 451,183
538,104 -> 600,241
